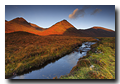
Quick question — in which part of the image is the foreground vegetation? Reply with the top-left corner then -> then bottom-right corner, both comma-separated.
5,31 -> 96,78
60,37 -> 115,79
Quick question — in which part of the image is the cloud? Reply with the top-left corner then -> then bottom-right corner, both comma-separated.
69,6 -> 91,19
91,8 -> 102,15
69,6 -> 102,19
69,8 -> 85,19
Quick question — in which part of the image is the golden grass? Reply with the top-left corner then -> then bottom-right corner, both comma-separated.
5,31 -> 96,78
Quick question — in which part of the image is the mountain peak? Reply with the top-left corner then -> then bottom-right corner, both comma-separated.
60,19 -> 70,23
12,17 -> 26,22
56,19 -> 74,28
40,19 -> 76,35
10,17 -> 30,26
61,19 -> 68,21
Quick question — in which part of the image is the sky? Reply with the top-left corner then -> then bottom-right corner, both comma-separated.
5,5 -> 115,31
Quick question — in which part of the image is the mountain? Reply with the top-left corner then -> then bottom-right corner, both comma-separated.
5,17 -> 115,37
5,17 -> 44,34
30,23 -> 45,31
92,26 -> 114,32
5,17 -> 76,36
78,26 -> 115,37
38,19 -> 78,36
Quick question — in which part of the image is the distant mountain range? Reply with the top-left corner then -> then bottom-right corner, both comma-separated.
5,17 -> 115,37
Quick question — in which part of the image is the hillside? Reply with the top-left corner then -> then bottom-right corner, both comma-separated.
30,23 -> 45,31
5,17 -> 115,37
5,17 -> 44,34
60,37 -> 115,79
38,19 -> 78,36
5,17 -> 77,36
78,27 -> 115,37
92,26 -> 114,32
5,30 -> 97,78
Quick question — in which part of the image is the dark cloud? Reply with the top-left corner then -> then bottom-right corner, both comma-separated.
91,8 -> 102,15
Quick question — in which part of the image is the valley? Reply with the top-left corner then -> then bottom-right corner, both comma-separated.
5,17 -> 115,79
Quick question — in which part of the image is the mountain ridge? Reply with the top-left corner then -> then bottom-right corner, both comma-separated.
78,27 -> 115,37
5,17 -> 115,37
91,26 -> 114,32
38,19 -> 76,35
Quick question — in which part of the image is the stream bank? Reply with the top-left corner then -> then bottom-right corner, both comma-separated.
11,41 -> 97,79
60,37 -> 115,79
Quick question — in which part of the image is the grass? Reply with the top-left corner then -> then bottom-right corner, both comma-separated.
5,31 -> 97,78
60,37 -> 115,79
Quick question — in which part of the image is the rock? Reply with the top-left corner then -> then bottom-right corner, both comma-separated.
90,65 -> 95,70
80,50 -> 82,53
77,47 -> 79,49
90,67 -> 92,70
84,46 -> 88,48
75,48 -> 78,52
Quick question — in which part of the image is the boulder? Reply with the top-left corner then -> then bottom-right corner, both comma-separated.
80,50 -> 82,53
90,65 -> 95,70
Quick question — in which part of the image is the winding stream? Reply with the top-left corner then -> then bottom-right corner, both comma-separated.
11,41 -> 96,79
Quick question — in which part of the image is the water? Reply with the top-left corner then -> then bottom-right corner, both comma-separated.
11,42 -> 96,79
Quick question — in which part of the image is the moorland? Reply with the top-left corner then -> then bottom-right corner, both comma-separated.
5,17 -> 115,79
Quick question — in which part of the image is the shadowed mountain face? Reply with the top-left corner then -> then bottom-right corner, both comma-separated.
92,26 -> 114,32
5,17 -> 115,37
78,27 -> 115,37
30,23 -> 45,31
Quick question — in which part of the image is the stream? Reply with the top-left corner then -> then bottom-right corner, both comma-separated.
11,41 -> 96,79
